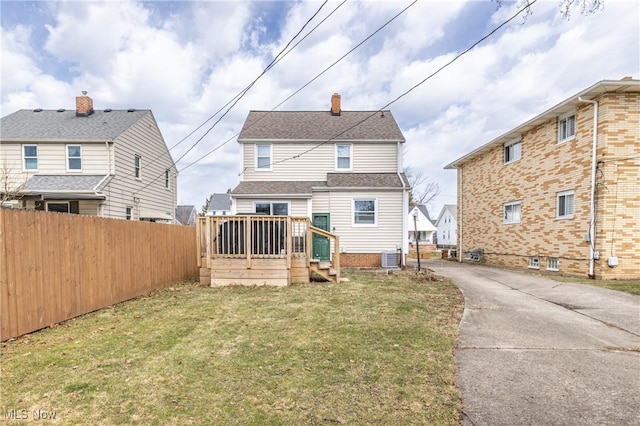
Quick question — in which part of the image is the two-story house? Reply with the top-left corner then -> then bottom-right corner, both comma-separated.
230,93 -> 410,267
445,78 -> 639,279
408,205 -> 436,245
206,193 -> 232,216
435,204 -> 457,248
0,94 -> 177,221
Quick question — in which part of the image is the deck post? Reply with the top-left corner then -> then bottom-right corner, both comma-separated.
334,235 -> 340,282
196,217 -> 202,268
205,216 -> 212,269
245,216 -> 252,269
286,216 -> 292,270
306,218 -> 312,266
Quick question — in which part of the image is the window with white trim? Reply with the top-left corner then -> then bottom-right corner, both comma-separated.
557,190 -> 574,219
336,144 -> 352,170
23,145 -> 38,170
547,258 -> 559,271
67,145 -> 82,171
256,144 -> 272,170
503,201 -> 521,224
134,155 -> 141,179
353,199 -> 376,225
529,256 -> 540,269
558,112 -> 576,143
126,206 -> 133,220
504,140 -> 521,164
254,201 -> 289,215
165,169 -> 170,189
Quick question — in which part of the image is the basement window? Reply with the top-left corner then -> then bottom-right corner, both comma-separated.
529,256 -> 540,269
547,258 -> 559,271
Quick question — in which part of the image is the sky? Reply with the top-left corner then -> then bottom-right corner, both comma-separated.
1,0 -> 638,217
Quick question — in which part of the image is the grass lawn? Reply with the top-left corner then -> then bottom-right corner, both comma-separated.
549,276 -> 640,295
1,270 -> 464,425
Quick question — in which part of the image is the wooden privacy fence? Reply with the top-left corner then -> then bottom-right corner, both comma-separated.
0,208 -> 198,341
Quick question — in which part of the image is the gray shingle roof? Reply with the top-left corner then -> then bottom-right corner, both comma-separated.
23,175 -> 113,191
0,109 -> 150,140
210,193 -> 232,210
231,181 -> 326,196
231,173 -> 407,196
238,110 -> 405,142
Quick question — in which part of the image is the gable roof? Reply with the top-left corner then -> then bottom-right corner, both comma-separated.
237,110 -> 405,142
436,204 -> 457,225
0,109 -> 151,141
210,193 -> 232,211
175,205 -> 197,226
445,79 -> 640,169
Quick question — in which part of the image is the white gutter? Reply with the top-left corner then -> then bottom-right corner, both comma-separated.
397,143 -> 408,267
458,167 -> 463,262
578,96 -> 598,279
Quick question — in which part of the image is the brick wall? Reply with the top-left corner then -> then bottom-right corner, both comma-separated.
458,91 -> 639,279
341,252 -> 386,268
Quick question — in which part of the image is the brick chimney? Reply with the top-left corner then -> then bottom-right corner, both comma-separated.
621,76 -> 633,80
331,93 -> 341,116
76,91 -> 94,117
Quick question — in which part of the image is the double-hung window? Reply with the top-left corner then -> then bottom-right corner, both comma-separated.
134,155 -> 141,179
67,145 -> 82,171
256,144 -> 272,170
23,145 -> 38,170
336,144 -> 352,170
353,199 -> 376,225
557,190 -> 574,219
558,112 -> 576,143
503,201 -> 521,224
504,140 -> 521,164
254,201 -> 289,215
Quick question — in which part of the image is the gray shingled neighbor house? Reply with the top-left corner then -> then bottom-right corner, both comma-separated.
0,94 -> 177,221
230,93 -> 410,267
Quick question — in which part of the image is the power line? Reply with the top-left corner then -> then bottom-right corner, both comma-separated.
133,1 -> 338,195
179,0 -> 418,173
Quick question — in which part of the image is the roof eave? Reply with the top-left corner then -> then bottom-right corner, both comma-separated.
445,79 -> 640,169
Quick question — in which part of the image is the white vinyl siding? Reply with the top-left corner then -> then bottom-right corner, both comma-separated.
107,112 -> 177,221
241,142 -> 398,181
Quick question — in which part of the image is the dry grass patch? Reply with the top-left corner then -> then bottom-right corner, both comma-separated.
1,270 -> 463,425
549,276 -> 640,295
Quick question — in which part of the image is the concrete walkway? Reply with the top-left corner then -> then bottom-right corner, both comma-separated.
423,260 -> 640,426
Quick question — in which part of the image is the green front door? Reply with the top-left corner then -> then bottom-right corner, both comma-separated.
312,213 -> 330,261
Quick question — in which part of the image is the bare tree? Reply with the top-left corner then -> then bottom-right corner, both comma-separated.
404,166 -> 440,208
493,0 -> 604,19
0,160 -> 26,205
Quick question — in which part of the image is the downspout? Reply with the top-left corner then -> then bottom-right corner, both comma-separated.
458,166 -> 463,262
398,141 -> 408,267
578,96 -> 598,279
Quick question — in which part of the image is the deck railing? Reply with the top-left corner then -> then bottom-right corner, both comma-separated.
197,216 -> 340,281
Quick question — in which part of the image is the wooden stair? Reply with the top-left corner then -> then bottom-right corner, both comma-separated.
309,259 -> 339,283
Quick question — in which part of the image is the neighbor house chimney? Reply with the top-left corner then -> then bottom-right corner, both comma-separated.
621,76 -> 633,80
331,93 -> 341,116
76,91 -> 94,117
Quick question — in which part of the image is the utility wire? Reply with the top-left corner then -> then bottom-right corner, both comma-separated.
179,0 -> 417,173
265,0 -> 538,169
133,0 -> 338,195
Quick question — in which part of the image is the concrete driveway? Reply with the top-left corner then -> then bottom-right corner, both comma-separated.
425,260 -> 640,426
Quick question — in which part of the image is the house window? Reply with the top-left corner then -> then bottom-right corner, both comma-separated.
67,145 -> 82,171
557,190 -> 574,219
126,206 -> 133,220
354,199 -> 376,225
254,201 -> 289,215
165,169 -> 170,189
503,201 -> 521,224
47,202 -> 69,213
529,256 -> 540,269
134,155 -> 141,179
558,112 -> 576,143
504,140 -> 521,164
256,144 -> 272,170
547,258 -> 559,271
336,144 -> 352,170
23,145 -> 38,170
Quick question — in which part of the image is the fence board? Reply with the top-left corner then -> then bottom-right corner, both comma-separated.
0,209 -> 198,341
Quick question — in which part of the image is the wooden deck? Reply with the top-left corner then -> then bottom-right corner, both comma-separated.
197,216 -> 340,286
